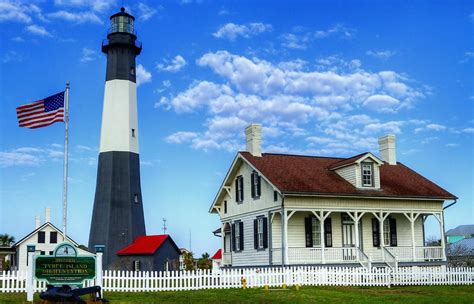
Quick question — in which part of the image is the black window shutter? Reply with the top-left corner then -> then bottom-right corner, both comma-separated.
231,223 -> 236,251
257,175 -> 261,197
390,218 -> 397,246
251,173 -> 255,198
372,218 -> 380,247
239,222 -> 244,251
235,179 -> 239,202
263,217 -> 268,248
240,177 -> 244,202
304,217 -> 313,247
324,218 -> 333,247
253,219 -> 258,249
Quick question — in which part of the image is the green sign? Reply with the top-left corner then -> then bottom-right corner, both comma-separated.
34,243 -> 96,285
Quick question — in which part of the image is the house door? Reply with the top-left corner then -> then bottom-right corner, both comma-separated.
341,214 -> 356,261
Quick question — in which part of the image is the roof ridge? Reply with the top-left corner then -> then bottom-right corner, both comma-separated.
240,151 -> 346,160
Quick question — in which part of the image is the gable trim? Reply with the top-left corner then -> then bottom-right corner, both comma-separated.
330,152 -> 383,171
15,222 -> 79,248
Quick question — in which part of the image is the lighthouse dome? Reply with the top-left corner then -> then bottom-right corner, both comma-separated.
109,7 -> 136,35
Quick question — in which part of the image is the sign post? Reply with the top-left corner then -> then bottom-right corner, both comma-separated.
94,245 -> 104,290
26,245 -> 35,302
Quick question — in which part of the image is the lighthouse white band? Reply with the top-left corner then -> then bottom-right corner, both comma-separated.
99,79 -> 139,153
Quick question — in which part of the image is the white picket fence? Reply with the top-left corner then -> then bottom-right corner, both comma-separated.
1,266 -> 473,293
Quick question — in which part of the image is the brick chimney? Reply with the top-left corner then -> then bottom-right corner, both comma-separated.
378,134 -> 396,165
245,124 -> 262,157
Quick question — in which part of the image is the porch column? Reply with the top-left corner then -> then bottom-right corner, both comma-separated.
439,211 -> 447,261
282,208 -> 288,265
403,212 -> 420,262
312,211 -> 331,264
348,212 -> 364,261
373,211 -> 389,261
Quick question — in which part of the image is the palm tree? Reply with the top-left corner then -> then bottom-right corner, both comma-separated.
0,234 -> 15,246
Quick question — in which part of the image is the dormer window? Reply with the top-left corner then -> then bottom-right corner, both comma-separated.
362,163 -> 373,187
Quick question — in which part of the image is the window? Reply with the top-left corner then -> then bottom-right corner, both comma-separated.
134,260 -> 140,271
235,176 -> 244,203
40,251 -> 45,255
130,67 -> 135,75
38,231 -> 45,243
50,231 -> 58,244
258,218 -> 264,248
224,200 -> 227,214
251,171 -> 261,199
49,251 -> 53,255
235,224 -> 240,251
361,163 -> 373,187
232,221 -> 244,252
134,194 -> 139,203
131,129 -> 135,137
273,191 -> 278,202
383,219 -> 390,246
311,218 -> 321,246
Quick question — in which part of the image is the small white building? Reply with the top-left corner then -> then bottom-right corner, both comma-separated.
14,208 -> 93,271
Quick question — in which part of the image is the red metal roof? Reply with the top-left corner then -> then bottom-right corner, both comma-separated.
240,152 -> 456,200
211,249 -> 222,260
117,235 -> 169,255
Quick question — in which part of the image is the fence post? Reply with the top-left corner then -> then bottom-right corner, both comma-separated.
95,252 -> 103,291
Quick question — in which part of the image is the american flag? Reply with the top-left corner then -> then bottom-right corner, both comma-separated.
16,92 -> 65,129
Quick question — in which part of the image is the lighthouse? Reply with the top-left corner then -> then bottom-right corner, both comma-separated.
89,7 -> 146,268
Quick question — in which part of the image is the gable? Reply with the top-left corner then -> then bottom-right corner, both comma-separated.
209,153 -> 281,214
15,222 -> 79,248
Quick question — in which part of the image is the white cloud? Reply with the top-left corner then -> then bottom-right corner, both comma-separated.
80,47 -> 98,63
426,123 -> 446,131
53,0 -> 115,12
136,64 -> 152,86
2,50 -> 24,63
158,51 -> 428,154
0,1 -> 33,23
213,22 -> 272,40
137,2 -> 159,21
218,9 -> 229,16
12,36 -> 24,42
363,95 -> 400,113
446,143 -> 459,148
26,24 -> 52,37
156,55 -> 187,72
48,10 -> 101,24
462,127 -> 474,134
0,146 -> 64,167
314,24 -> 355,39
280,33 -> 311,49
366,50 -> 396,60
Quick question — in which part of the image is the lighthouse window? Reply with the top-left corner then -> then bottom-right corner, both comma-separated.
131,129 -> 135,137
134,194 -> 139,203
130,67 -> 135,75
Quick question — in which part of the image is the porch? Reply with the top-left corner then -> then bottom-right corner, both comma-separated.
269,209 -> 446,268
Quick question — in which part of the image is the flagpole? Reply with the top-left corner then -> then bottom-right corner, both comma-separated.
62,81 -> 70,241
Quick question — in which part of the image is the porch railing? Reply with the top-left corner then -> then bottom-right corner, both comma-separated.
358,249 -> 372,269
385,246 -> 443,262
383,247 -> 398,269
271,248 -> 282,265
277,247 -> 360,265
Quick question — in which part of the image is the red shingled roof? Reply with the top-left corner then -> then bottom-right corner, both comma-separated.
240,152 -> 456,199
117,235 -> 169,255
211,249 -> 222,260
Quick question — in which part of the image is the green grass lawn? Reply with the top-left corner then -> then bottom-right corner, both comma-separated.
0,285 -> 472,303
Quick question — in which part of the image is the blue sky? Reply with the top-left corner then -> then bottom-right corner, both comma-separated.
0,0 -> 473,256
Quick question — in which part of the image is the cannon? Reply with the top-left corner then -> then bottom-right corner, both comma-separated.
39,285 -> 108,303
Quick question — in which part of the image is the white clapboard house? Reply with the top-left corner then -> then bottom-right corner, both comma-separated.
14,208 -> 93,271
209,124 -> 457,268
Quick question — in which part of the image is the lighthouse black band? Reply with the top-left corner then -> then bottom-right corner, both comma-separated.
102,33 -> 142,83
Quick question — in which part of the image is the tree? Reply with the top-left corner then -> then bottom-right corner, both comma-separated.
197,252 -> 212,270
425,236 -> 441,246
0,234 -> 15,246
447,243 -> 474,267
183,251 -> 195,271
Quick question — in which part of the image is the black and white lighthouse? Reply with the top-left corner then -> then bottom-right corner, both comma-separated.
89,7 -> 146,268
